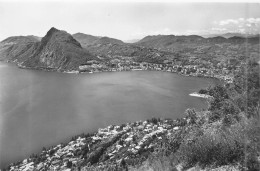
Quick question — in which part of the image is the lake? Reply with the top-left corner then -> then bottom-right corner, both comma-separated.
0,63 -> 218,168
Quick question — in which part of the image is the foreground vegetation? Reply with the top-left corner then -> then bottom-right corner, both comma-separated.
132,57 -> 260,171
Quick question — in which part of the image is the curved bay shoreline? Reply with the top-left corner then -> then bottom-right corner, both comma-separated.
2,62 -> 219,171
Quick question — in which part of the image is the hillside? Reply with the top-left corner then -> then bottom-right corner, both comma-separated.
72,32 -> 175,63
72,33 -> 100,47
0,36 -> 39,63
202,33 -> 260,38
6,118 -> 185,171
72,33 -> 124,48
0,28 -> 96,71
135,34 -> 260,52
1,29 -> 260,170
2,30 -> 259,72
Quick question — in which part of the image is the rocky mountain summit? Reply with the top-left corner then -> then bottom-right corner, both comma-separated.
0,27 -> 96,71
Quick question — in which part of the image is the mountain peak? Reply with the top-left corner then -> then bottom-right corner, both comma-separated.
48,27 -> 59,34
17,28 -> 96,71
42,27 -> 60,39
40,27 -> 82,49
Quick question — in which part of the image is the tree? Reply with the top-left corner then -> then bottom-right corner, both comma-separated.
185,108 -> 197,125
198,89 -> 208,94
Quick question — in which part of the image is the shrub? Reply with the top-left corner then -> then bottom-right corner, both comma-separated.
199,89 -> 208,94
49,149 -> 56,156
176,122 -> 245,168
222,114 -> 235,126
208,111 -> 222,123
67,161 -> 73,168
246,153 -> 260,171
185,108 -> 197,125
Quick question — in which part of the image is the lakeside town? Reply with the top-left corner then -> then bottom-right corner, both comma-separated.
6,117 -> 188,171
75,57 -> 239,83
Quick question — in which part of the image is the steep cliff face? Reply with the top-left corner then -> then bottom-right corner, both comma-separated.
0,27 -> 96,71
21,27 -> 96,71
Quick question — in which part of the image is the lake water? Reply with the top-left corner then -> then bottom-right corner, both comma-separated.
0,63 -> 218,168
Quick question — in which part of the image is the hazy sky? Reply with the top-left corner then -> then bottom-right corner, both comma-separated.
0,1 -> 259,41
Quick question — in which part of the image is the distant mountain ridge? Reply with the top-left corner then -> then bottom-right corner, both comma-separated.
201,32 -> 260,38
72,32 -> 174,63
0,28 -> 259,72
1,36 -> 40,44
135,34 -> 259,51
72,33 -> 124,48
72,33 -> 100,47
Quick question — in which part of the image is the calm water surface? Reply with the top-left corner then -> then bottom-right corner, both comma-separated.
0,63 -> 218,168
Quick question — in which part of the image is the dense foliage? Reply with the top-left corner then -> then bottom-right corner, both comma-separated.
138,60 -> 260,170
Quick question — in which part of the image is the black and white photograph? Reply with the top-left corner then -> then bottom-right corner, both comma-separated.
0,0 -> 259,170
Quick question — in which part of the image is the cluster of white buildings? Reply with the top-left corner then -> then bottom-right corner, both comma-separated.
8,119 -> 182,171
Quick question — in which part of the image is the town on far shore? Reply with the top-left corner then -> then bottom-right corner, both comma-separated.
76,56 -> 240,83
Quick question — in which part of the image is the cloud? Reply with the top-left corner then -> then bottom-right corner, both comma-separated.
212,18 -> 260,34
131,18 -> 260,38
218,18 -> 260,26
247,18 -> 260,24
211,28 -> 227,31
219,19 -> 239,26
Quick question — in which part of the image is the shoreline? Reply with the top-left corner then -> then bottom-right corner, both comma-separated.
1,60 -> 224,82
17,63 -> 222,81
6,117 -> 187,170
189,92 -> 213,99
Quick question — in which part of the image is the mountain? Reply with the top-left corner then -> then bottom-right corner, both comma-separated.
1,35 -> 40,44
72,32 -> 174,63
137,35 -> 205,46
1,29 -> 259,71
73,34 -> 124,48
0,27 -> 96,71
27,35 -> 42,41
202,33 -> 260,39
0,36 -> 40,63
94,37 -> 124,45
206,36 -> 227,43
72,33 -> 99,47
202,33 -> 245,38
135,35 -> 209,52
135,34 -> 259,53
124,39 -> 140,43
